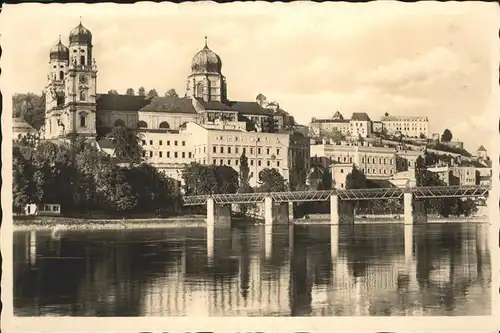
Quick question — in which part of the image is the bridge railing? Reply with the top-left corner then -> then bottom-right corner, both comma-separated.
181,184 -> 490,205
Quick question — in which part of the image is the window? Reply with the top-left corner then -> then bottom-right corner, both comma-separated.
340,169 -> 344,174
220,159 -> 223,165
213,159 -> 216,165
258,160 -> 262,166
266,148 -> 270,155
349,157 -> 353,163
277,149 -> 280,155
236,160 -> 239,165
182,141 -> 186,146
213,146 -> 217,153
80,55 -> 85,65
59,71 -> 64,80
167,140 -> 170,146
228,147 -> 232,154
228,160 -> 231,165
182,152 -> 185,158
142,151 -> 146,157
149,140 -> 153,145
267,161 -> 270,167
189,152 -> 192,158
235,147 -> 239,154
142,140 -> 146,145
221,147 -> 224,153
80,114 -> 86,127
159,121 -> 170,129
196,83 -> 204,98
250,160 -> 254,166
167,152 -> 170,158
138,121 -> 148,128
258,148 -> 261,154
174,141 -> 178,146
149,151 -> 153,158
159,152 -> 163,158
243,147 -> 246,154
250,148 -> 254,154
362,157 -> 365,163
277,161 -> 280,167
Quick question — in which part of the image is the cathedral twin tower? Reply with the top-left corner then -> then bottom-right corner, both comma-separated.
45,22 -> 228,140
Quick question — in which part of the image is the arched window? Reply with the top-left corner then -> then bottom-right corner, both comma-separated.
80,55 -> 85,66
59,71 -> 64,80
159,121 -> 170,129
137,120 -> 148,128
80,90 -> 87,101
80,113 -> 86,127
196,83 -> 204,98
114,119 -> 125,127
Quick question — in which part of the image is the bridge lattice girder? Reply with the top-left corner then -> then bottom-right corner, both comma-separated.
181,185 -> 490,206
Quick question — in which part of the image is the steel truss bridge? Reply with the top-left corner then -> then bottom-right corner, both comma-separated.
182,185 -> 490,206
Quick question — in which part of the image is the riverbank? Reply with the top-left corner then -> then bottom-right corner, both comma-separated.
12,212 -> 489,231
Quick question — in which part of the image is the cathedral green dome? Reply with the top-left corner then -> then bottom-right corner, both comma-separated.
69,22 -> 92,45
50,37 -> 69,61
191,38 -> 222,74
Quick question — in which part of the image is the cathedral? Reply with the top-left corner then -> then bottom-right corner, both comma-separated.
43,22 -> 296,141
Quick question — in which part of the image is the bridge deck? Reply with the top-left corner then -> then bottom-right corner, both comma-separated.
182,185 -> 490,205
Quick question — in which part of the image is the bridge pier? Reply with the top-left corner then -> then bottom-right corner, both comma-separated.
330,194 -> 354,225
264,196 -> 290,225
206,198 -> 232,227
404,192 -> 427,225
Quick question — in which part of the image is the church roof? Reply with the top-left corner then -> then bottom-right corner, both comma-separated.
195,98 -> 236,111
139,96 -> 197,114
191,38 -> 222,74
228,101 -> 271,116
96,94 -> 150,112
69,22 -> 92,45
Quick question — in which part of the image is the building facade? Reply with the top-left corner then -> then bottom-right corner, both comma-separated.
380,115 -> 429,138
309,112 -> 372,139
311,142 -> 397,179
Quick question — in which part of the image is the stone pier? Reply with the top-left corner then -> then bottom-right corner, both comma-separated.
206,198 -> 232,227
329,194 -> 355,225
264,196 -> 290,225
404,192 -> 427,225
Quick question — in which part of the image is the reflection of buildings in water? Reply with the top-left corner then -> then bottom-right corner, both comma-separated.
29,230 -> 37,266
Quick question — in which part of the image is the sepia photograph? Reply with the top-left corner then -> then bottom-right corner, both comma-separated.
1,0 -> 499,331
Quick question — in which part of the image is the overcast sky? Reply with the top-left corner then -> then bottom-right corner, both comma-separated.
2,1 -> 499,152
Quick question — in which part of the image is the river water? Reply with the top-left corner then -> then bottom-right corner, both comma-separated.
13,222 -> 491,316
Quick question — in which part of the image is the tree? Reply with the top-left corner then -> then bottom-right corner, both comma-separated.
256,93 -> 267,106
238,153 -> 251,193
257,168 -> 287,192
165,88 -> 179,98
441,129 -> 453,142
182,163 -> 218,196
147,89 -> 158,99
126,88 -> 135,96
108,89 -> 119,95
215,166 -> 239,194
106,125 -> 144,164
138,87 -> 146,96
345,166 -> 367,189
419,133 -> 426,139
384,112 -> 389,117
327,128 -> 346,143
12,93 -> 46,130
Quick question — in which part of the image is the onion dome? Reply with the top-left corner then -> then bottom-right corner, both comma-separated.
69,22 -> 92,45
50,36 -> 69,61
191,37 -> 222,74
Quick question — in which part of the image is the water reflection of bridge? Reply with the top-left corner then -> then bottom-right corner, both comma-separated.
14,224 -> 490,316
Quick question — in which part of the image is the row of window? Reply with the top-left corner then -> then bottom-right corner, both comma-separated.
143,151 -> 192,159
211,159 -> 281,168
210,145 -> 280,156
142,140 -> 186,147
212,135 -> 278,143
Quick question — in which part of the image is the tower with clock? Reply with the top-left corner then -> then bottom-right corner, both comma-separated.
44,21 -> 98,140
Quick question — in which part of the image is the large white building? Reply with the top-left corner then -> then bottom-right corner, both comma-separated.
309,112 -> 372,139
380,115 -> 429,138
